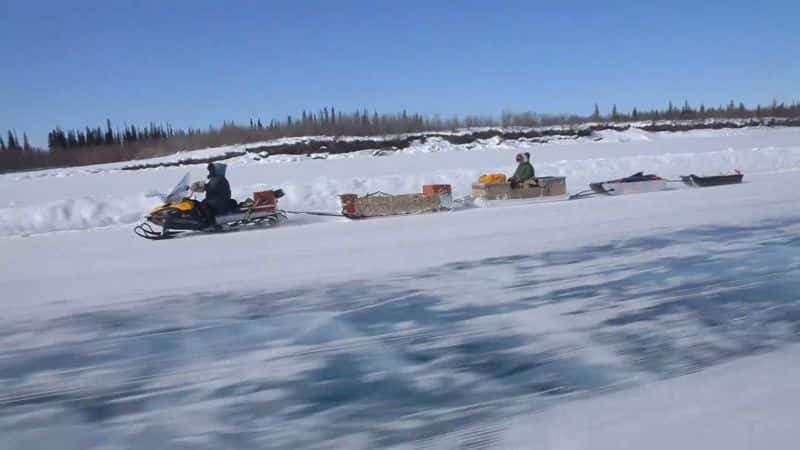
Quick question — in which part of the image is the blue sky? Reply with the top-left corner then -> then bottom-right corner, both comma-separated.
1,0 -> 798,146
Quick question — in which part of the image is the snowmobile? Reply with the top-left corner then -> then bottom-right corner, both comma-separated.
134,173 -> 287,240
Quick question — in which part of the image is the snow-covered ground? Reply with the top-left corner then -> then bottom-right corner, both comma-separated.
1,126 -> 799,449
3,126 -> 800,238
500,344 -> 800,450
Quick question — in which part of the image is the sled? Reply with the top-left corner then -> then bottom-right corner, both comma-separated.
340,184 -> 452,219
471,176 -> 567,201
681,171 -> 743,187
588,172 -> 667,196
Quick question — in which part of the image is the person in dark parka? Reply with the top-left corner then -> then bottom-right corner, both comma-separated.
201,162 -> 232,215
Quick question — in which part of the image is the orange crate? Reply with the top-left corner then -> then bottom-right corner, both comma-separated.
253,190 -> 277,211
422,184 -> 452,196
340,194 -> 359,217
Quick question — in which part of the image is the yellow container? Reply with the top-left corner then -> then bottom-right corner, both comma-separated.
478,173 -> 507,184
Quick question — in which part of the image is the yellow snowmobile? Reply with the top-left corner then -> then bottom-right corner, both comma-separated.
134,173 -> 287,240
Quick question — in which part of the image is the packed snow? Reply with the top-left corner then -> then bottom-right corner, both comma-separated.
500,344 -> 800,450
1,125 -> 799,449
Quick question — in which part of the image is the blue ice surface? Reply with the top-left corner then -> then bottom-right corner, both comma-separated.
1,216 -> 799,449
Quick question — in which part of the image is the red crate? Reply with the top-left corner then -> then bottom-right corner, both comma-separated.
340,194 -> 359,217
253,190 -> 277,211
422,184 -> 452,196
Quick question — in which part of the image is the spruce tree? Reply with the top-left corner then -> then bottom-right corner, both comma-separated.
105,119 -> 114,145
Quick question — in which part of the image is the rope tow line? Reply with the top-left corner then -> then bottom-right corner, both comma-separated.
284,210 -> 346,217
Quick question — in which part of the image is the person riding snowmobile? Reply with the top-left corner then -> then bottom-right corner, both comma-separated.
509,152 -> 536,188
191,162 -> 233,219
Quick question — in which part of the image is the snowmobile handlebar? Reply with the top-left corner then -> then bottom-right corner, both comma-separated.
190,181 -> 206,193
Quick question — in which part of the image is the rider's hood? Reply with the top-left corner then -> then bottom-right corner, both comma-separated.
211,162 -> 227,177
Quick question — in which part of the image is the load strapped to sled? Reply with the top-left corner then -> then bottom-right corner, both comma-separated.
339,184 -> 453,219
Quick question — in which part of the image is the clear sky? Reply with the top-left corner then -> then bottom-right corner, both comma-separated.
1,0 -> 798,147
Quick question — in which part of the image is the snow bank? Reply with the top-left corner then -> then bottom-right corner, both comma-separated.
0,195 -> 156,236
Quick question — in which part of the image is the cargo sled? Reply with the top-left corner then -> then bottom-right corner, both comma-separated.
681,171 -> 743,187
588,172 -> 667,196
339,184 -> 452,219
471,176 -> 567,201
134,173 -> 287,240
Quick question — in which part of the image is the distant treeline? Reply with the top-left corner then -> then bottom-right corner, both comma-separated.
2,100 -> 800,173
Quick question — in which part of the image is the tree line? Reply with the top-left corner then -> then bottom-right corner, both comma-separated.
2,100 -> 799,172
588,99 -> 800,123
2,130 -> 33,151
47,119 -> 175,151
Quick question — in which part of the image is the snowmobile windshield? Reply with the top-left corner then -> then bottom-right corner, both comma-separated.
166,172 -> 191,203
